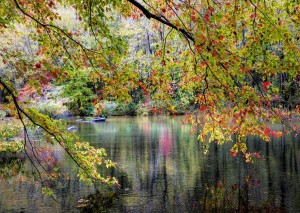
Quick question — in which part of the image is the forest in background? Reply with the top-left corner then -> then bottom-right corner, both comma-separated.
0,5 -> 214,118
1,1 -> 299,119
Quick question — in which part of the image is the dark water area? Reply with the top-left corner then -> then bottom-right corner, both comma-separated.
0,116 -> 300,212
78,116 -> 300,212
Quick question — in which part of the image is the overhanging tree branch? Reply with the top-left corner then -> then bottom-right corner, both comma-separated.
127,0 -> 195,42
13,0 -> 110,66
0,78 -> 94,183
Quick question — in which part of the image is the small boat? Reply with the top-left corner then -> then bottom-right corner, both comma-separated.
67,126 -> 78,132
92,117 -> 106,122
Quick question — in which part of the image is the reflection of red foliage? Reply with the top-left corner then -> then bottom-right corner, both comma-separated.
142,122 -> 151,136
159,128 -> 173,156
253,152 -> 261,159
29,146 -> 60,171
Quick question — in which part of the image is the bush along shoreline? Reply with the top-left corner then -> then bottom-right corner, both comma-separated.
0,123 -> 24,159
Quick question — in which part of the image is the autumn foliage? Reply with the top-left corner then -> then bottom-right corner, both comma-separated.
0,0 -> 299,189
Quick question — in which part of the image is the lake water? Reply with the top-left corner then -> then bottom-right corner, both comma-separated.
1,116 -> 300,212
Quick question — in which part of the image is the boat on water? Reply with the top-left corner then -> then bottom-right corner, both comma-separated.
67,126 -> 78,132
92,117 -> 106,122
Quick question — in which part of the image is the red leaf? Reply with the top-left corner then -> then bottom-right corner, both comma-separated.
293,124 -> 298,131
204,14 -> 210,22
208,6 -> 214,13
192,15 -> 197,23
230,152 -> 237,157
35,63 -> 42,69
262,81 -> 271,91
52,70 -> 58,76
199,106 -> 206,111
263,126 -> 271,137
195,45 -> 202,52
200,61 -> 207,67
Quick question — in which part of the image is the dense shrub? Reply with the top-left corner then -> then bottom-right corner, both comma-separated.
0,110 -> 7,118
174,101 -> 192,115
61,70 -> 97,116
0,123 -> 22,141
136,104 -> 151,116
0,140 -> 24,153
111,103 -> 127,116
126,102 -> 138,116
0,123 -> 24,156
109,102 -> 138,116
93,101 -> 116,117
34,100 -> 68,117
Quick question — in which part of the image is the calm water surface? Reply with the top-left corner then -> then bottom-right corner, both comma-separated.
1,116 -> 300,212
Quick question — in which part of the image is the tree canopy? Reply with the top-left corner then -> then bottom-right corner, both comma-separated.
0,0 -> 299,190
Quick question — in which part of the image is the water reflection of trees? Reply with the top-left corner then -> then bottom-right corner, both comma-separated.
96,116 -> 206,211
67,117 -> 300,212
89,117 -> 300,212
0,154 -> 25,179
0,149 -> 96,212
